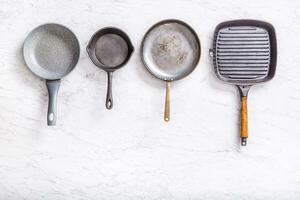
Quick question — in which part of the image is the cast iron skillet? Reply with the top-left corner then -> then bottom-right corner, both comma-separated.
87,27 -> 134,109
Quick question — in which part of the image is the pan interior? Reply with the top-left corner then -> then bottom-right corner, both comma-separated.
142,22 -> 200,81
214,26 -> 272,84
23,24 -> 80,80
95,34 -> 129,68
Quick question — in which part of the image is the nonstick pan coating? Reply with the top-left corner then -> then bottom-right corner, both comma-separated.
23,23 -> 80,80
141,19 -> 201,81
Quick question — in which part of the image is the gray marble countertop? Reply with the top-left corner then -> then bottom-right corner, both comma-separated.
0,0 -> 300,199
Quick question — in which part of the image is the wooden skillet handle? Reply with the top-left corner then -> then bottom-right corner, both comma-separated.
240,96 -> 248,146
164,81 -> 170,122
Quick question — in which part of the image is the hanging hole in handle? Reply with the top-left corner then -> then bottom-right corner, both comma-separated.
106,100 -> 112,110
164,117 -> 169,122
48,113 -> 54,121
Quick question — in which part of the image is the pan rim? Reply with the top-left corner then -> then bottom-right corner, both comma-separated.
23,23 -> 80,80
140,19 -> 201,82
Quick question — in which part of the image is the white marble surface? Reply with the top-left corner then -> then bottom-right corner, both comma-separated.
0,0 -> 300,199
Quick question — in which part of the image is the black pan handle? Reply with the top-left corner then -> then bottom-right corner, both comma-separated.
46,79 -> 61,126
106,71 -> 113,109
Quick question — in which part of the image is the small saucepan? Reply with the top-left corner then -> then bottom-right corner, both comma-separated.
23,23 -> 80,126
141,19 -> 201,121
87,27 -> 134,109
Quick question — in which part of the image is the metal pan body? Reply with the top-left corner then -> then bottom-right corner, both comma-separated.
212,19 -> 277,86
87,27 -> 134,72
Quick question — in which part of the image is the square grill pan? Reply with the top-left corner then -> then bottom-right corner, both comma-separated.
211,20 -> 277,146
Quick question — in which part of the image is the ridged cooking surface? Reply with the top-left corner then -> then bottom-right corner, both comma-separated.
215,26 -> 271,80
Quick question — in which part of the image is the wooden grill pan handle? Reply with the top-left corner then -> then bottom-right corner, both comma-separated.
240,96 -> 248,146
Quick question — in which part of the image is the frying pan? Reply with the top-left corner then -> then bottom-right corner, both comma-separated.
210,20 -> 277,145
141,19 -> 201,122
87,27 -> 134,109
23,23 -> 80,126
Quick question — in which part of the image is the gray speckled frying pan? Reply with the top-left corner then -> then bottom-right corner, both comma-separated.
141,19 -> 201,122
23,23 -> 80,126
